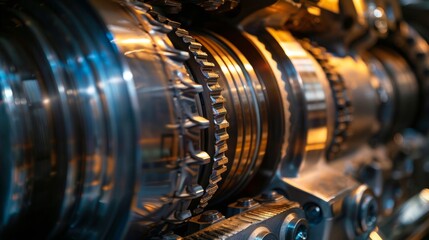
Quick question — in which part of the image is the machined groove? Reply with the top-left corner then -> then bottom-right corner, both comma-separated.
389,22 -> 429,133
299,39 -> 353,160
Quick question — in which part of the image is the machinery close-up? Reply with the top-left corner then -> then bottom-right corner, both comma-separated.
1,0 -> 429,239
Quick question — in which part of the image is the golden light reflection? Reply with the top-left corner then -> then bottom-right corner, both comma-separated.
352,0 -> 367,24
307,6 -> 321,16
420,188 -> 429,203
306,127 -> 328,151
316,0 -> 339,14
369,229 -> 383,240
114,38 -> 151,45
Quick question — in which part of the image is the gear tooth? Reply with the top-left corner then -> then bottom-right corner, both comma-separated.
207,83 -> 223,93
337,122 -> 347,131
198,202 -> 209,209
300,39 -> 352,160
167,20 -> 181,28
213,165 -> 227,177
211,176 -> 223,185
210,94 -> 225,104
176,28 -> 189,37
203,71 -> 220,83
198,60 -> 216,69
215,132 -> 229,143
168,22 -> 229,213
127,4 -> 223,227
194,50 -> 209,59
199,194 -> 212,205
146,14 -> 173,33
213,156 -> 228,168
212,106 -> 227,116
215,118 -> 229,128
205,183 -> 219,195
215,143 -> 228,156
189,42 -> 202,51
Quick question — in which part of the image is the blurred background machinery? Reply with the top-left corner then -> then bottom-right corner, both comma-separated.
0,0 -> 429,239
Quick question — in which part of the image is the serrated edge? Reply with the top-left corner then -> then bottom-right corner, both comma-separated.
148,11 -> 230,214
127,1 -> 211,223
299,39 -> 353,160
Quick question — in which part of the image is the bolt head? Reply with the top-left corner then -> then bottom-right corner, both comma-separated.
255,191 -> 284,203
282,213 -> 309,240
295,224 -> 308,240
304,203 -> 322,224
237,198 -> 255,207
199,210 -> 224,223
358,195 -> 378,232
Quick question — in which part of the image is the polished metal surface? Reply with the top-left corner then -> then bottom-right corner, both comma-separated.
0,0 -> 429,239
263,30 -> 332,174
0,1 -> 139,238
194,31 -> 269,203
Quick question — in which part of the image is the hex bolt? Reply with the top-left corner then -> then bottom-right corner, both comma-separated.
227,197 -> 260,216
237,198 -> 256,207
255,191 -> 284,203
188,210 -> 225,233
262,191 -> 276,199
199,210 -> 224,223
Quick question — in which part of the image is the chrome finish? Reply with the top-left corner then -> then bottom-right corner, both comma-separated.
329,55 -> 379,155
0,1 -> 139,238
0,0 -> 429,239
265,30 -> 332,174
380,189 -> 429,239
194,31 -> 269,203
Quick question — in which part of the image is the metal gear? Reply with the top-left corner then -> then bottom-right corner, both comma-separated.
147,11 -> 230,214
388,22 -> 429,134
299,39 -> 353,160
126,0 -> 211,225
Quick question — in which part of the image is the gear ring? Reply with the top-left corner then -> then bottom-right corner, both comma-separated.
125,1 -> 213,227
387,22 -> 429,133
148,11 -> 230,214
299,39 -> 353,160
